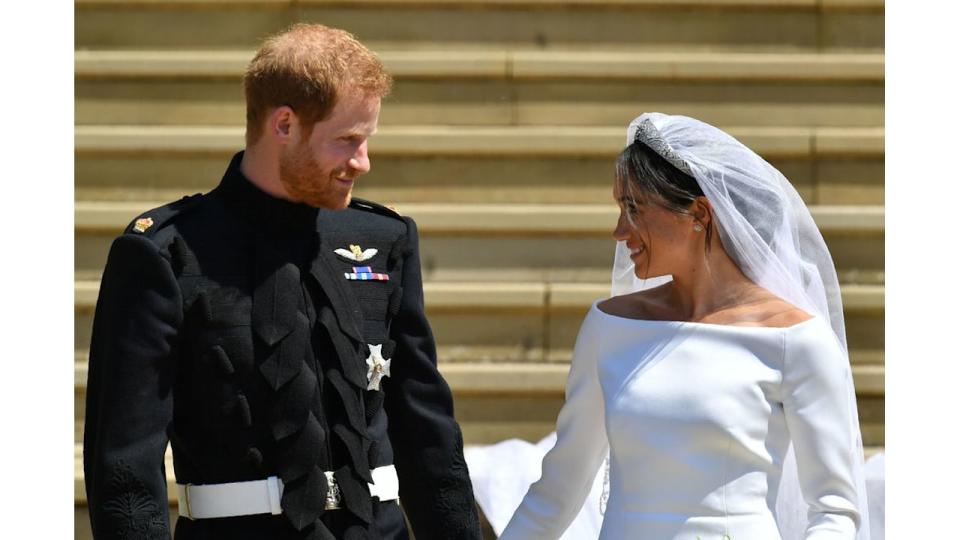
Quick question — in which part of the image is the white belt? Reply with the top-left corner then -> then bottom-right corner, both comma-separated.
177,465 -> 400,520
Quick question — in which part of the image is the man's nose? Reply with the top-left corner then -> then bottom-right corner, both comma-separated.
348,141 -> 371,174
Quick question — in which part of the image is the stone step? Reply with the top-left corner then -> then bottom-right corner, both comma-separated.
76,124 -> 884,156
75,155 -> 884,207
76,0 -> 883,52
76,50 -> 884,128
74,125 -> 885,206
74,202 -> 885,285
73,279 -> 885,355
74,358 -> 884,403
76,49 -> 884,81
76,201 -> 884,234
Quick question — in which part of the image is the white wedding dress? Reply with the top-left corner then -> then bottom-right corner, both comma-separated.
499,302 -> 861,539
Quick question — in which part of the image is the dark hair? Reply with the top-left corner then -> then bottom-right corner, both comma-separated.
615,140 -> 704,213
614,140 -> 714,272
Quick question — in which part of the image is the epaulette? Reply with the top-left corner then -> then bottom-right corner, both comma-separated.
123,193 -> 205,237
349,197 -> 403,221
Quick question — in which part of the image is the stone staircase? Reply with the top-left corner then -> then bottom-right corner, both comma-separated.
74,0 -> 884,536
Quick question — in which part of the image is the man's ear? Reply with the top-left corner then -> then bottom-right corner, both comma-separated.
267,106 -> 297,145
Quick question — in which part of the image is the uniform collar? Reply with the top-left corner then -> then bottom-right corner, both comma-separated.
213,151 -> 320,233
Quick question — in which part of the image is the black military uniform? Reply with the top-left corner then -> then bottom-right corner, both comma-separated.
83,152 -> 482,539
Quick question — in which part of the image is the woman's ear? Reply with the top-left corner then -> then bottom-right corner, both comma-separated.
691,196 -> 713,230
690,196 -> 717,252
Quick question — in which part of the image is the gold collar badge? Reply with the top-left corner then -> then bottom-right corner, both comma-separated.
133,217 -> 154,233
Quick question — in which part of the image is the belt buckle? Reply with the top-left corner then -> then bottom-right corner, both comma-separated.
324,471 -> 342,510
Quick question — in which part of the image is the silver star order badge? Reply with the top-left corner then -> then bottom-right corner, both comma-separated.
365,344 -> 391,391
324,471 -> 342,510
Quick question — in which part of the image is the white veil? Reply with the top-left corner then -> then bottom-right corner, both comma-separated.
609,113 -> 870,540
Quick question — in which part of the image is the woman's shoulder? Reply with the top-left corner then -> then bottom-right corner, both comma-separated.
723,302 -> 812,328
595,294 -> 649,320
597,287 -> 817,328
697,288 -> 815,328
596,286 -> 677,321
753,293 -> 815,327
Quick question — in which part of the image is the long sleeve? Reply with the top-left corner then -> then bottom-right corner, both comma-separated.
83,233 -> 182,539
500,310 -> 609,540
782,323 -> 862,539
384,217 -> 482,539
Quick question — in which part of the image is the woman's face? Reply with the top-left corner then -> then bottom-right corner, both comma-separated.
613,181 -> 700,279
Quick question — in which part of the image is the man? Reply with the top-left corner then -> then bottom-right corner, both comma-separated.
83,24 -> 482,540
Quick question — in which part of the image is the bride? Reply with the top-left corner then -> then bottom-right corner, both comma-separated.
498,113 -> 870,539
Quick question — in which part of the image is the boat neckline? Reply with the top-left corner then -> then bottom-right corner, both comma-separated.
589,300 -> 820,331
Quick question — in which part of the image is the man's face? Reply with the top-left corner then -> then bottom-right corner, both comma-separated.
279,93 -> 381,209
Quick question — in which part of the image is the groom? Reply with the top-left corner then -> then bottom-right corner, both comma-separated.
83,23 -> 481,539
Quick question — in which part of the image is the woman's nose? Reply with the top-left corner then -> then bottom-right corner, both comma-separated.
612,211 -> 630,241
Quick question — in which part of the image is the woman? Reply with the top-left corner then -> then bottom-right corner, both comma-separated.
498,113 -> 870,539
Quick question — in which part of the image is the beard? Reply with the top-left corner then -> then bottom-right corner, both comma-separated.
278,143 -> 352,209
